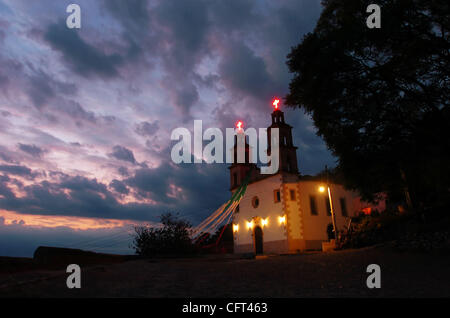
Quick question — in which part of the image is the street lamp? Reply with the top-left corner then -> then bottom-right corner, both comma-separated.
318,184 -> 337,240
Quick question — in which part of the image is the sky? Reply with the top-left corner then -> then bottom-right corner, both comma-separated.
0,0 -> 336,257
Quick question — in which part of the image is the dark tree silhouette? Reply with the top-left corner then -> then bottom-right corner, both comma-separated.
286,0 -> 449,210
133,213 -> 195,257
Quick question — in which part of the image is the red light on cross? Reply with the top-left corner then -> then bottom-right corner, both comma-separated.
236,120 -> 244,130
273,98 -> 280,110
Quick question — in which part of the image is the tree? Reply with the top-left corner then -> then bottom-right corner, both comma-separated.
286,0 -> 449,209
132,213 -> 195,257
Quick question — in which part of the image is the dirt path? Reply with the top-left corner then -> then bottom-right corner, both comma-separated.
1,246 -> 449,297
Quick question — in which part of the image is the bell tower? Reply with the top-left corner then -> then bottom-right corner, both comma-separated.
267,99 -> 298,175
229,121 -> 258,190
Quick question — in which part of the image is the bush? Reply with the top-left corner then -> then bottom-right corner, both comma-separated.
338,205 -> 450,252
132,213 -> 195,257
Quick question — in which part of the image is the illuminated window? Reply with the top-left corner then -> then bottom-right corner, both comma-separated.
290,189 -> 296,201
309,195 -> 318,215
340,198 -> 348,216
252,196 -> 260,208
274,189 -> 281,203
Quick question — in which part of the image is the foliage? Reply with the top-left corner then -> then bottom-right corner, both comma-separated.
132,213 -> 195,257
286,0 -> 449,209
338,210 -> 407,248
338,207 -> 450,251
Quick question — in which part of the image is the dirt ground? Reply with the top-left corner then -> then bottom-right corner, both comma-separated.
1,246 -> 449,297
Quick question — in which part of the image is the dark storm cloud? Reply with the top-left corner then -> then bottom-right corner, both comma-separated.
124,159 -> 229,222
103,0 -> 150,39
0,174 -> 15,199
109,179 -> 129,195
117,166 -> 129,177
154,0 -> 209,73
57,99 -> 96,124
109,145 -> 137,164
0,174 -> 158,220
218,41 -> 278,100
0,164 -> 36,178
125,164 -> 172,203
145,0 -> 210,116
0,150 -> 16,164
21,64 -> 78,111
284,109 -> 337,174
208,0 -> 258,31
101,0 -> 307,116
134,120 -> 159,137
26,69 -> 77,108
17,143 -> 46,158
0,161 -> 228,224
171,83 -> 199,118
44,22 -> 124,78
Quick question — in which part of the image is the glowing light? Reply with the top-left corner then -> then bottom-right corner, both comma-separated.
278,215 -> 286,225
261,218 -> 269,227
318,186 -> 326,193
246,220 -> 254,230
233,224 -> 239,232
273,98 -> 280,109
236,120 -> 244,130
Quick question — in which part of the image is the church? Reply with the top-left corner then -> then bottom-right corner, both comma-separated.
230,102 -> 366,254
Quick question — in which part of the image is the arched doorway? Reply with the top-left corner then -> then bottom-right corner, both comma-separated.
254,225 -> 263,255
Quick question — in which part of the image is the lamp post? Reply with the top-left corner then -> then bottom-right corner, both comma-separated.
318,166 -> 337,240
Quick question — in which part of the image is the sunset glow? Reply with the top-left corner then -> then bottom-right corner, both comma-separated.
0,210 -> 135,230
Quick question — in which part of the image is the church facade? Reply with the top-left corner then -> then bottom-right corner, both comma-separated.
230,106 -> 362,254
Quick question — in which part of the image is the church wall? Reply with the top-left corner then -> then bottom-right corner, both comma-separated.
299,181 -> 357,250
233,174 -> 289,254
282,182 -> 306,252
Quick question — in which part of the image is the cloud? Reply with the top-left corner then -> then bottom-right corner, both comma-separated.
0,160 -> 229,226
26,69 -> 77,108
117,166 -> 129,177
135,120 -> 159,137
108,145 -> 137,164
169,82 -> 199,118
218,40 -> 277,101
0,173 -> 157,220
0,164 -> 36,178
109,179 -> 129,194
103,0 -> 151,41
124,159 -> 229,222
44,21 -> 124,78
18,143 -> 46,158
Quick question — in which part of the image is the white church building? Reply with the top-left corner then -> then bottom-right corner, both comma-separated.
230,106 -> 365,254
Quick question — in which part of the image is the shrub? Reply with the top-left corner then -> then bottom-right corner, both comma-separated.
132,213 -> 195,257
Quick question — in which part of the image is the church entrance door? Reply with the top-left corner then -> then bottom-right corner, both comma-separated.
254,226 -> 263,255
